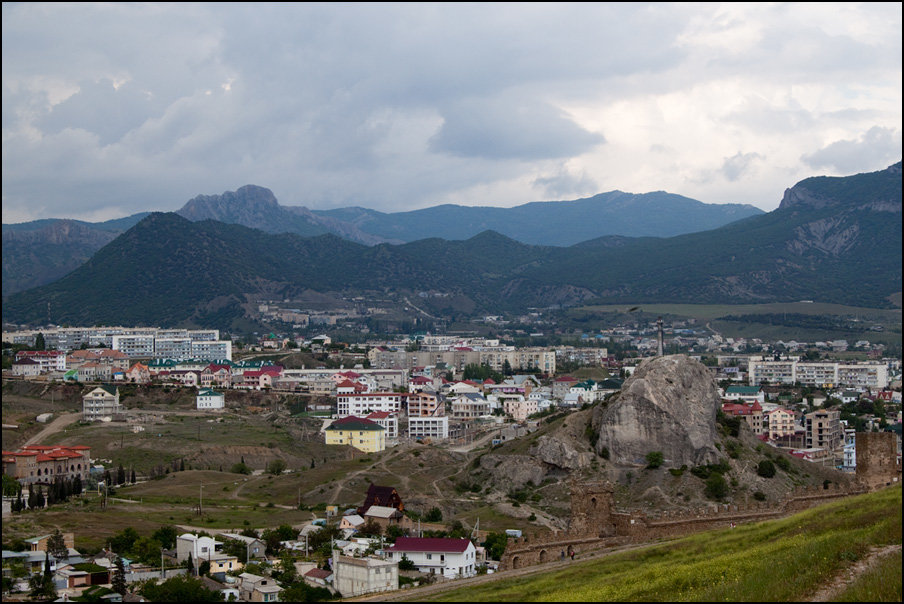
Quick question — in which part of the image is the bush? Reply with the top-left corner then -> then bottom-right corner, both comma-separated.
424,507 -> 442,522
645,451 -> 664,469
230,462 -> 252,475
775,456 -> 792,472
398,555 -> 415,570
704,474 -> 729,500
753,491 -> 767,501
757,460 -> 776,478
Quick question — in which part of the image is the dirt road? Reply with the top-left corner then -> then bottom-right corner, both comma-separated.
23,412 -> 81,446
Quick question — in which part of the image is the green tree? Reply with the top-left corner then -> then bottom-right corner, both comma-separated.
112,555 -> 127,595
398,555 -> 415,570
34,332 -> 45,351
483,532 -> 508,560
138,574 -> 224,602
266,459 -> 287,476
47,529 -> 68,561
645,451 -> 664,469
424,506 -> 443,522
110,527 -> 140,555
704,473 -> 729,500
152,525 -> 178,550
757,460 -> 776,478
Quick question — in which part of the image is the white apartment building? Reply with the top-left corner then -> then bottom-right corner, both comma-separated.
337,392 -> 403,418
749,357 -> 888,389
408,416 -> 449,440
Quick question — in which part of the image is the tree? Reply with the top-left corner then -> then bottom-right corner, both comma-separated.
757,460 -> 776,478
112,555 -> 127,595
117,464 -> 126,485
398,555 -> 416,570
138,574 -> 224,602
267,459 -> 287,476
35,332 -> 46,351
704,473 -> 729,500
152,525 -> 178,550
424,506 -> 443,522
483,532 -> 508,560
645,451 -> 664,469
110,527 -> 140,555
47,529 -> 68,561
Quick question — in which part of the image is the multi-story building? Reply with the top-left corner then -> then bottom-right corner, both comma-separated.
14,350 -> 67,373
196,388 -> 226,411
1,445 -> 91,485
384,537 -> 477,579
408,416 -> 449,440
337,391 -> 403,418
805,408 -> 842,451
406,391 -> 442,417
366,411 -> 398,439
332,549 -> 398,598
765,408 -> 797,440
82,385 -> 121,421
325,416 -> 386,453
749,357 -> 889,389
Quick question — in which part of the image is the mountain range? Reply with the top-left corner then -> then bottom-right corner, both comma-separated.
1,186 -> 762,296
2,163 -> 900,330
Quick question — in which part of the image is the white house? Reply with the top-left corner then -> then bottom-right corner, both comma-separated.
384,537 -> 477,579
408,416 -> 449,440
196,388 -> 226,411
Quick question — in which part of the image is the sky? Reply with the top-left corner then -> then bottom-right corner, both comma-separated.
2,2 -> 902,224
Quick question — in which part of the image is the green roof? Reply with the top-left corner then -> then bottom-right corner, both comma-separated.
726,386 -> 761,394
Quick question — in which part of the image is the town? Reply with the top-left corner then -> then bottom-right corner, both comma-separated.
2,321 -> 901,601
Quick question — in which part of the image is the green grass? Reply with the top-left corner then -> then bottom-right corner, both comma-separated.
413,485 -> 902,602
835,549 -> 902,602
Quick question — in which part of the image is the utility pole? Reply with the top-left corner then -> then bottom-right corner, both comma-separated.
199,484 -> 203,516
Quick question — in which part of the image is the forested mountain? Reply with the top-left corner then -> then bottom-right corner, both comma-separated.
2,163 -> 899,329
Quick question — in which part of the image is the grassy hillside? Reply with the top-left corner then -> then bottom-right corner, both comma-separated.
416,485 -> 902,602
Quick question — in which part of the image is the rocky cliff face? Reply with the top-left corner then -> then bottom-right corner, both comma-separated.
591,355 -> 722,467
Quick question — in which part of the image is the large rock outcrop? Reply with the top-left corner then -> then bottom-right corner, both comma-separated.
591,355 -> 721,467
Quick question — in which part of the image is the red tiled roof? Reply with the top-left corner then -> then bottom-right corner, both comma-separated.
387,537 -> 471,554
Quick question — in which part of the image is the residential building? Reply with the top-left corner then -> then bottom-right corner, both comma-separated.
332,549 -> 398,598
358,484 -> 404,514
408,416 -> 450,440
1,445 -> 91,485
720,402 -> 764,436
384,537 -> 477,579
450,392 -> 490,420
362,505 -> 404,531
81,384 -> 121,421
365,411 -> 398,439
765,408 -> 796,440
805,408 -> 842,451
723,385 -> 765,404
407,391 -> 443,417
237,572 -> 283,602
196,388 -> 226,411
14,350 -> 67,373
324,416 -> 386,453
336,390 -> 403,418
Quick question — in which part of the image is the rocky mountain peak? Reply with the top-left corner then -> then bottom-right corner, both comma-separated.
591,354 -> 722,467
178,185 -> 281,221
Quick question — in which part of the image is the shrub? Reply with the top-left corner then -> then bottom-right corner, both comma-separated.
645,451 -> 664,469
753,491 -> 767,501
757,460 -> 776,478
424,507 -> 442,522
775,456 -> 792,472
704,474 -> 729,500
398,555 -> 415,570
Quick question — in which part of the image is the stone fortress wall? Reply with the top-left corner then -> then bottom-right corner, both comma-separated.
500,431 -> 900,571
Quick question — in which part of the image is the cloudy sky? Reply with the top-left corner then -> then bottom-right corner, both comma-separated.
2,2 -> 901,224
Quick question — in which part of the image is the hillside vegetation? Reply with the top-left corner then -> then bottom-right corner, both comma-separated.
414,485 -> 902,602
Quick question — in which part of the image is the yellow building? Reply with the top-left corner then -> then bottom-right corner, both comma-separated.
325,416 -> 386,453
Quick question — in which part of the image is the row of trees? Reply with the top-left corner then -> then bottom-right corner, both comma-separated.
8,476 -> 84,513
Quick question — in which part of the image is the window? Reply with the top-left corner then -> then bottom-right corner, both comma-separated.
426,554 -> 432,560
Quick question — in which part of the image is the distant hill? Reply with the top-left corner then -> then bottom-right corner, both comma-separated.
2,162 -> 899,328
313,191 -> 764,246
1,214 -> 149,296
1,186 -> 762,296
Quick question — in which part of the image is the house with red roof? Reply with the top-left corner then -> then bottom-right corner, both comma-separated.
384,537 -> 477,578
2,444 -> 91,485
721,401 -> 764,436
365,411 -> 398,439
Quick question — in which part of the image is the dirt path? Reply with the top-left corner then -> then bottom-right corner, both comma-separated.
23,412 -> 80,446
806,543 -> 901,602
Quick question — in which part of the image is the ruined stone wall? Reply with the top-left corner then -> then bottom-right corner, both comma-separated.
856,431 -> 901,489
499,481 -> 871,571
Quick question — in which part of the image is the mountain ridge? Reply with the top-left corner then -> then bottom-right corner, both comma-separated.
2,163 -> 899,329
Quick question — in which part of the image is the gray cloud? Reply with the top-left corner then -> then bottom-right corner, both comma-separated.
721,152 -> 763,182
801,127 -> 903,174
429,97 -> 605,160
1,3 -> 901,222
